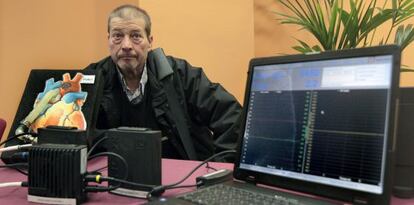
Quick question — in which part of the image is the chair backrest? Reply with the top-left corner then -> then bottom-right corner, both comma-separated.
0,118 -> 6,140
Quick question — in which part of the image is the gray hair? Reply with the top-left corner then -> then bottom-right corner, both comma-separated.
107,4 -> 152,37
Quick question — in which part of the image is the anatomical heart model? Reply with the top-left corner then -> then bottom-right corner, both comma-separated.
17,73 -> 88,135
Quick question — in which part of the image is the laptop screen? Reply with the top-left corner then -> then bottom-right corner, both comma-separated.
239,54 -> 394,195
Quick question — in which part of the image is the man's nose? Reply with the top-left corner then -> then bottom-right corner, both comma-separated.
121,36 -> 132,50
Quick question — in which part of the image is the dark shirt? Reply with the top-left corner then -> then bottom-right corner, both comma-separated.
117,78 -> 181,159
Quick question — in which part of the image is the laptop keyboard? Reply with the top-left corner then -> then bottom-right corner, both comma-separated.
178,184 -> 301,205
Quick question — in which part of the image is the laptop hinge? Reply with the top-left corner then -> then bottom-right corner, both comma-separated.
245,176 -> 257,185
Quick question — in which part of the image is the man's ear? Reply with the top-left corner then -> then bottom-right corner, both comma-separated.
149,35 -> 154,48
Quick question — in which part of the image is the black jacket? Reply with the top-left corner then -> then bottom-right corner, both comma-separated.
84,48 -> 242,161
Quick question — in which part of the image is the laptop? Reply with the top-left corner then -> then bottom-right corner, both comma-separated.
149,45 -> 401,205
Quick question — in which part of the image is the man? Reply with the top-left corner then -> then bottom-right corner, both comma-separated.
84,5 -> 242,161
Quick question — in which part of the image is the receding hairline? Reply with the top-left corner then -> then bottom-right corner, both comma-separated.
107,5 -> 151,36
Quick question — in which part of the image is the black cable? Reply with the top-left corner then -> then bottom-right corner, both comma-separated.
85,152 -> 129,192
0,163 -> 28,168
164,150 -> 236,188
205,162 -> 218,171
88,152 -> 128,179
12,168 -> 28,176
99,176 -> 155,190
90,165 -> 108,173
0,132 -> 36,147
87,136 -> 108,156
161,183 -> 200,190
84,184 -> 119,192
147,150 -> 236,198
0,163 -> 29,175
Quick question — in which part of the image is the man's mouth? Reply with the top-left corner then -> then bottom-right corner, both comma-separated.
120,56 -> 135,59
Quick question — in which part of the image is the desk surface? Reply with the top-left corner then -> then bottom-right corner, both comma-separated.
0,158 -> 413,205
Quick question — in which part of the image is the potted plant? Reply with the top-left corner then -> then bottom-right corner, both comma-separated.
274,0 -> 414,71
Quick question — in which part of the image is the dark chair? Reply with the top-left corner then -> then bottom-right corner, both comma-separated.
0,118 -> 6,140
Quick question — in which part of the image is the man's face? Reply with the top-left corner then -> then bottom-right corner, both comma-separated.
108,17 -> 153,74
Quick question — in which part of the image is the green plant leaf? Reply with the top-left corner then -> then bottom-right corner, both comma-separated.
359,9 -> 394,42
395,24 -> 414,50
292,46 -> 310,53
327,0 -> 340,49
392,0 -> 414,25
401,64 -> 414,72
312,45 -> 323,51
339,0 -> 356,48
292,39 -> 322,53
297,39 -> 313,50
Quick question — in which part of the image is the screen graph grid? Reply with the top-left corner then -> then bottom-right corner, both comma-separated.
241,89 -> 387,186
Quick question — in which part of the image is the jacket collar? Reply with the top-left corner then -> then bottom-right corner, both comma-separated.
147,48 -> 173,81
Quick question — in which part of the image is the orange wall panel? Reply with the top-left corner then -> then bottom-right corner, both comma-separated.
140,0 -> 254,102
